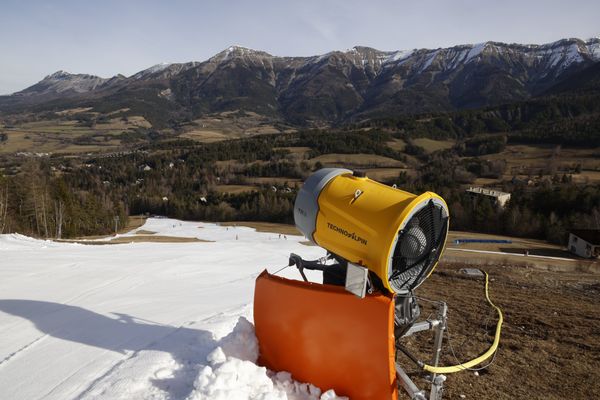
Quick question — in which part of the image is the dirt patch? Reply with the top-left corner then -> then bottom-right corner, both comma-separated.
135,230 -> 156,235
60,235 -> 210,244
399,263 -> 600,399
220,221 -> 302,236
109,235 -> 208,243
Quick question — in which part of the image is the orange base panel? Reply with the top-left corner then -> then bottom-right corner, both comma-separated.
254,270 -> 398,400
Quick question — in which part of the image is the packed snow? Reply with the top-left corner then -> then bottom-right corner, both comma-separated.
0,218 -> 347,400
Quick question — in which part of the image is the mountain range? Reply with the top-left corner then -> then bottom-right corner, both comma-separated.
1,37 -> 599,127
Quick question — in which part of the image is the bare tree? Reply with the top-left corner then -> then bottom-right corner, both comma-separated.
593,208 -> 600,230
54,200 -> 65,239
41,189 -> 49,238
30,178 -> 41,237
0,183 -> 8,234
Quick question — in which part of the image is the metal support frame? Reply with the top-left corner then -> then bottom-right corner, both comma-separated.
396,301 -> 448,400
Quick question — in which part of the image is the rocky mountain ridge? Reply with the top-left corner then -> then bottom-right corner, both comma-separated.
2,37 -> 599,126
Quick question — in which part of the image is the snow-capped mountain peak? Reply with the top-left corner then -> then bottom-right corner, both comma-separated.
15,71 -> 109,97
210,45 -> 273,62
130,63 -> 173,80
6,36 -> 600,120
45,70 -> 72,80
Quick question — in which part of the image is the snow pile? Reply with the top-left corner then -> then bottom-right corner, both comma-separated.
188,318 -> 346,400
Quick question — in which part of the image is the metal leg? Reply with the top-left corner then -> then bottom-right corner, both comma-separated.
396,301 -> 447,400
429,302 -> 447,400
396,363 -> 428,400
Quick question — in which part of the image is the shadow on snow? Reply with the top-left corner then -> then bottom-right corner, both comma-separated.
0,299 -> 223,399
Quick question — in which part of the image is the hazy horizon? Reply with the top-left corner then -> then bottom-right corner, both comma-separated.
1,0 -> 599,95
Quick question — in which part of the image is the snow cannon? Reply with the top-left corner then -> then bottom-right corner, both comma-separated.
294,168 -> 449,293
254,169 -> 503,400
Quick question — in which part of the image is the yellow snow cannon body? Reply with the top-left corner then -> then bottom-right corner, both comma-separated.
294,168 -> 449,294
254,169 -> 460,400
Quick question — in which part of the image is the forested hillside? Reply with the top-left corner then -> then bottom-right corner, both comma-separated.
1,127 -> 600,245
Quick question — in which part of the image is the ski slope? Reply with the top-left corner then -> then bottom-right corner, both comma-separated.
0,218 -> 346,400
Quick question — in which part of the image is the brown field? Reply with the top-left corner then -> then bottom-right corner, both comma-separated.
386,138 -> 407,151
310,153 -> 404,168
362,167 -> 413,181
404,261 -> 600,400
412,138 -> 456,153
184,110 -> 294,142
244,177 -> 303,186
0,116 -> 152,154
180,129 -> 230,143
481,144 -> 600,183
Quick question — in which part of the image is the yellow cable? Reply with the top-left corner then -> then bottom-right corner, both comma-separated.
422,271 -> 503,374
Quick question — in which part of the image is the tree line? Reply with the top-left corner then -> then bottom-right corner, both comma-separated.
1,127 -> 599,244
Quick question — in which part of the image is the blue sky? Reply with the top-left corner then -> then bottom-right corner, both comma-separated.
1,0 -> 598,94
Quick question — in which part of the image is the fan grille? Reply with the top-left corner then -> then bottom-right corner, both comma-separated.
390,200 -> 448,291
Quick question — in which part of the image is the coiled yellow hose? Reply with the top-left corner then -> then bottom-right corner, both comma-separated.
423,271 -> 503,374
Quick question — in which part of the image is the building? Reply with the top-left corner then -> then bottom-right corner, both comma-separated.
466,187 -> 511,208
568,229 -> 600,258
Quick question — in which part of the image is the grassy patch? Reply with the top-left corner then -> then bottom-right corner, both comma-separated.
180,130 -> 231,143
310,153 -> 404,167
386,138 -> 406,151
362,167 -> 411,181
412,138 -> 455,153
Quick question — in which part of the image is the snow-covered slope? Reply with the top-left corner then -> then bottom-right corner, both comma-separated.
0,218 -> 345,400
